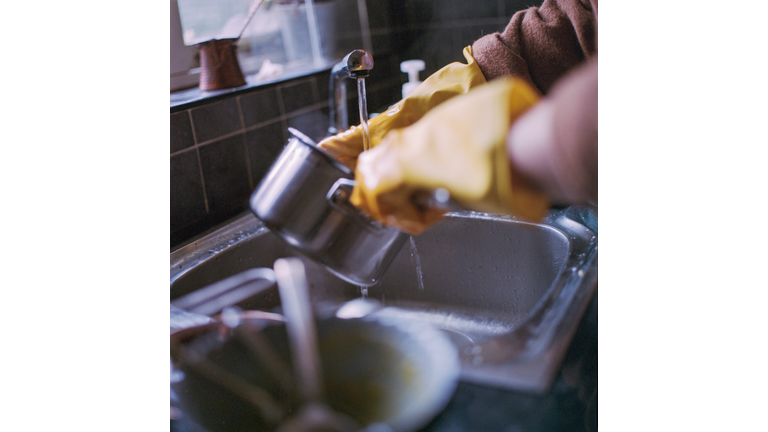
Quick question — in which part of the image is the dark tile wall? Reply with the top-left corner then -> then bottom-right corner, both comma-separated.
170,72 -> 326,248
339,0 -> 538,115
170,0 -> 538,248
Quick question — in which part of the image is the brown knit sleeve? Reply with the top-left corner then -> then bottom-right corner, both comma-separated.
472,0 -> 598,95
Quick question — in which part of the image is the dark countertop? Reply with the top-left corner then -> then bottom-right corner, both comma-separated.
171,293 -> 597,432
171,63 -> 333,112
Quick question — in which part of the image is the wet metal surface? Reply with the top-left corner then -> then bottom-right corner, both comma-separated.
171,207 -> 597,394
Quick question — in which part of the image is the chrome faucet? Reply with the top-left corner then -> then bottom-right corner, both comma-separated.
328,49 -> 374,135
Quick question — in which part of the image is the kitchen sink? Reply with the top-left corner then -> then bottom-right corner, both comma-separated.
170,206 -> 597,394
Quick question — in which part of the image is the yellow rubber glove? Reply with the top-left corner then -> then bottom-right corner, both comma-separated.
349,78 -> 551,235
317,46 -> 487,170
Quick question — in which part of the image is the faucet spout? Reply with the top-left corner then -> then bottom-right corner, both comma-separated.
328,50 -> 374,135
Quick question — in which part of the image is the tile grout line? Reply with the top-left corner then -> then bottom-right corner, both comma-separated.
187,108 -> 199,145
187,109 -> 209,214
244,116 -> 286,134
275,83 -> 287,120
236,96 -> 254,191
283,101 -> 328,121
170,146 -> 197,158
175,96 -> 332,217
174,86 -> 388,155
310,76 -> 321,109
171,109 -> 310,159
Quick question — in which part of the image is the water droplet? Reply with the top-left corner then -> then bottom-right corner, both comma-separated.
409,236 -> 425,290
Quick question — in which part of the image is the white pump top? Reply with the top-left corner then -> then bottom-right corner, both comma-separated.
400,59 -> 425,99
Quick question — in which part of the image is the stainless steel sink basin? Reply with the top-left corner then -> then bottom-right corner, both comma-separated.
171,206 -> 597,394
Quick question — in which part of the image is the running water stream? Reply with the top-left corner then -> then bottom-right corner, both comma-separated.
357,77 -> 370,151
356,76 -> 425,295
358,76 -> 371,299
409,236 -> 425,291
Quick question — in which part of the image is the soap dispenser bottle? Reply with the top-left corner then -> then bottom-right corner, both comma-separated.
400,59 -> 425,99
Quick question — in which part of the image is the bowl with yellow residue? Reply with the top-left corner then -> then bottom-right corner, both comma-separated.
170,312 -> 459,432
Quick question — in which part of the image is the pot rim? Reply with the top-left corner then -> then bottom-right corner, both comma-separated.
287,127 -> 353,176
195,37 -> 240,47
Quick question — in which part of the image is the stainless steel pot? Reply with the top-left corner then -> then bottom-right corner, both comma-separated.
250,128 -> 409,286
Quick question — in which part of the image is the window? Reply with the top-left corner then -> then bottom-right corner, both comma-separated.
170,0 -> 343,92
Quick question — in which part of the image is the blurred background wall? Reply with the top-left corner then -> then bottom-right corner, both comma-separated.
170,0 -> 539,248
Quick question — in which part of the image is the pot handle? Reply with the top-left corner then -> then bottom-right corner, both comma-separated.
171,268 -> 276,316
326,178 -> 386,233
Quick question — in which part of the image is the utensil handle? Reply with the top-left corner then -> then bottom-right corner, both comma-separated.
328,178 -> 463,219
274,258 -> 324,403
237,0 -> 266,40
326,178 -> 384,233
171,268 -> 276,316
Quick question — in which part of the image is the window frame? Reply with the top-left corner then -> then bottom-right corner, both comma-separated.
170,0 -> 201,92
